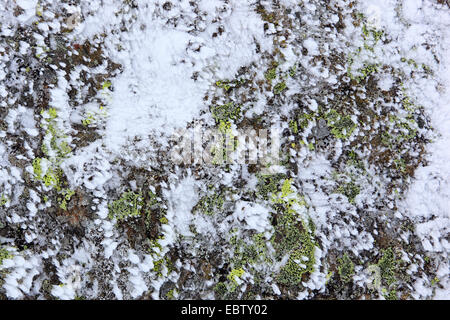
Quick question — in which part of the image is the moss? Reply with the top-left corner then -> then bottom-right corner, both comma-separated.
108,191 -> 144,221
273,81 -> 287,94
337,253 -> 355,283
325,109 -> 356,139
336,181 -> 360,204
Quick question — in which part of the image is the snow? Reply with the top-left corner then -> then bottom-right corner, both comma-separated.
0,0 -> 449,300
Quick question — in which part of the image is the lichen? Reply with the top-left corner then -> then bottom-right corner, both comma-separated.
108,191 -> 144,221
273,81 -> 287,95
325,109 -> 356,139
337,253 -> 355,283
196,191 -> 224,216
336,181 -> 360,204
0,247 -> 13,266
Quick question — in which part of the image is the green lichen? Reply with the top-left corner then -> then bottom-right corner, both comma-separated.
1,194 -> 9,206
211,102 -> 241,124
166,288 -> 177,300
277,226 -> 316,285
273,81 -> 287,95
227,268 -> 245,292
267,179 -> 316,286
264,67 -> 277,82
214,282 -> 228,299
215,78 -> 245,91
33,158 -> 43,180
336,181 -> 360,204
256,173 -> 286,201
108,191 -> 144,221
325,109 -> 356,139
58,189 -> 75,210
337,253 -> 355,283
210,120 -> 237,164
230,233 -> 271,269
82,113 -> 96,126
102,80 -> 112,90
0,247 -> 13,266
378,248 -> 398,287
197,191 -> 224,216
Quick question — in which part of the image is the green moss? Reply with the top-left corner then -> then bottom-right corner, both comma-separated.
337,253 -> 355,283
336,181 -> 360,204
108,191 -> 144,221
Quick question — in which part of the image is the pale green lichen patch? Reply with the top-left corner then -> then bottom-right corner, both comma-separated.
325,109 -> 357,139
273,81 -> 287,95
337,253 -> 355,283
196,190 -> 224,216
0,247 -> 13,266
108,191 -> 144,221
335,181 -> 360,204
210,102 -> 241,124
